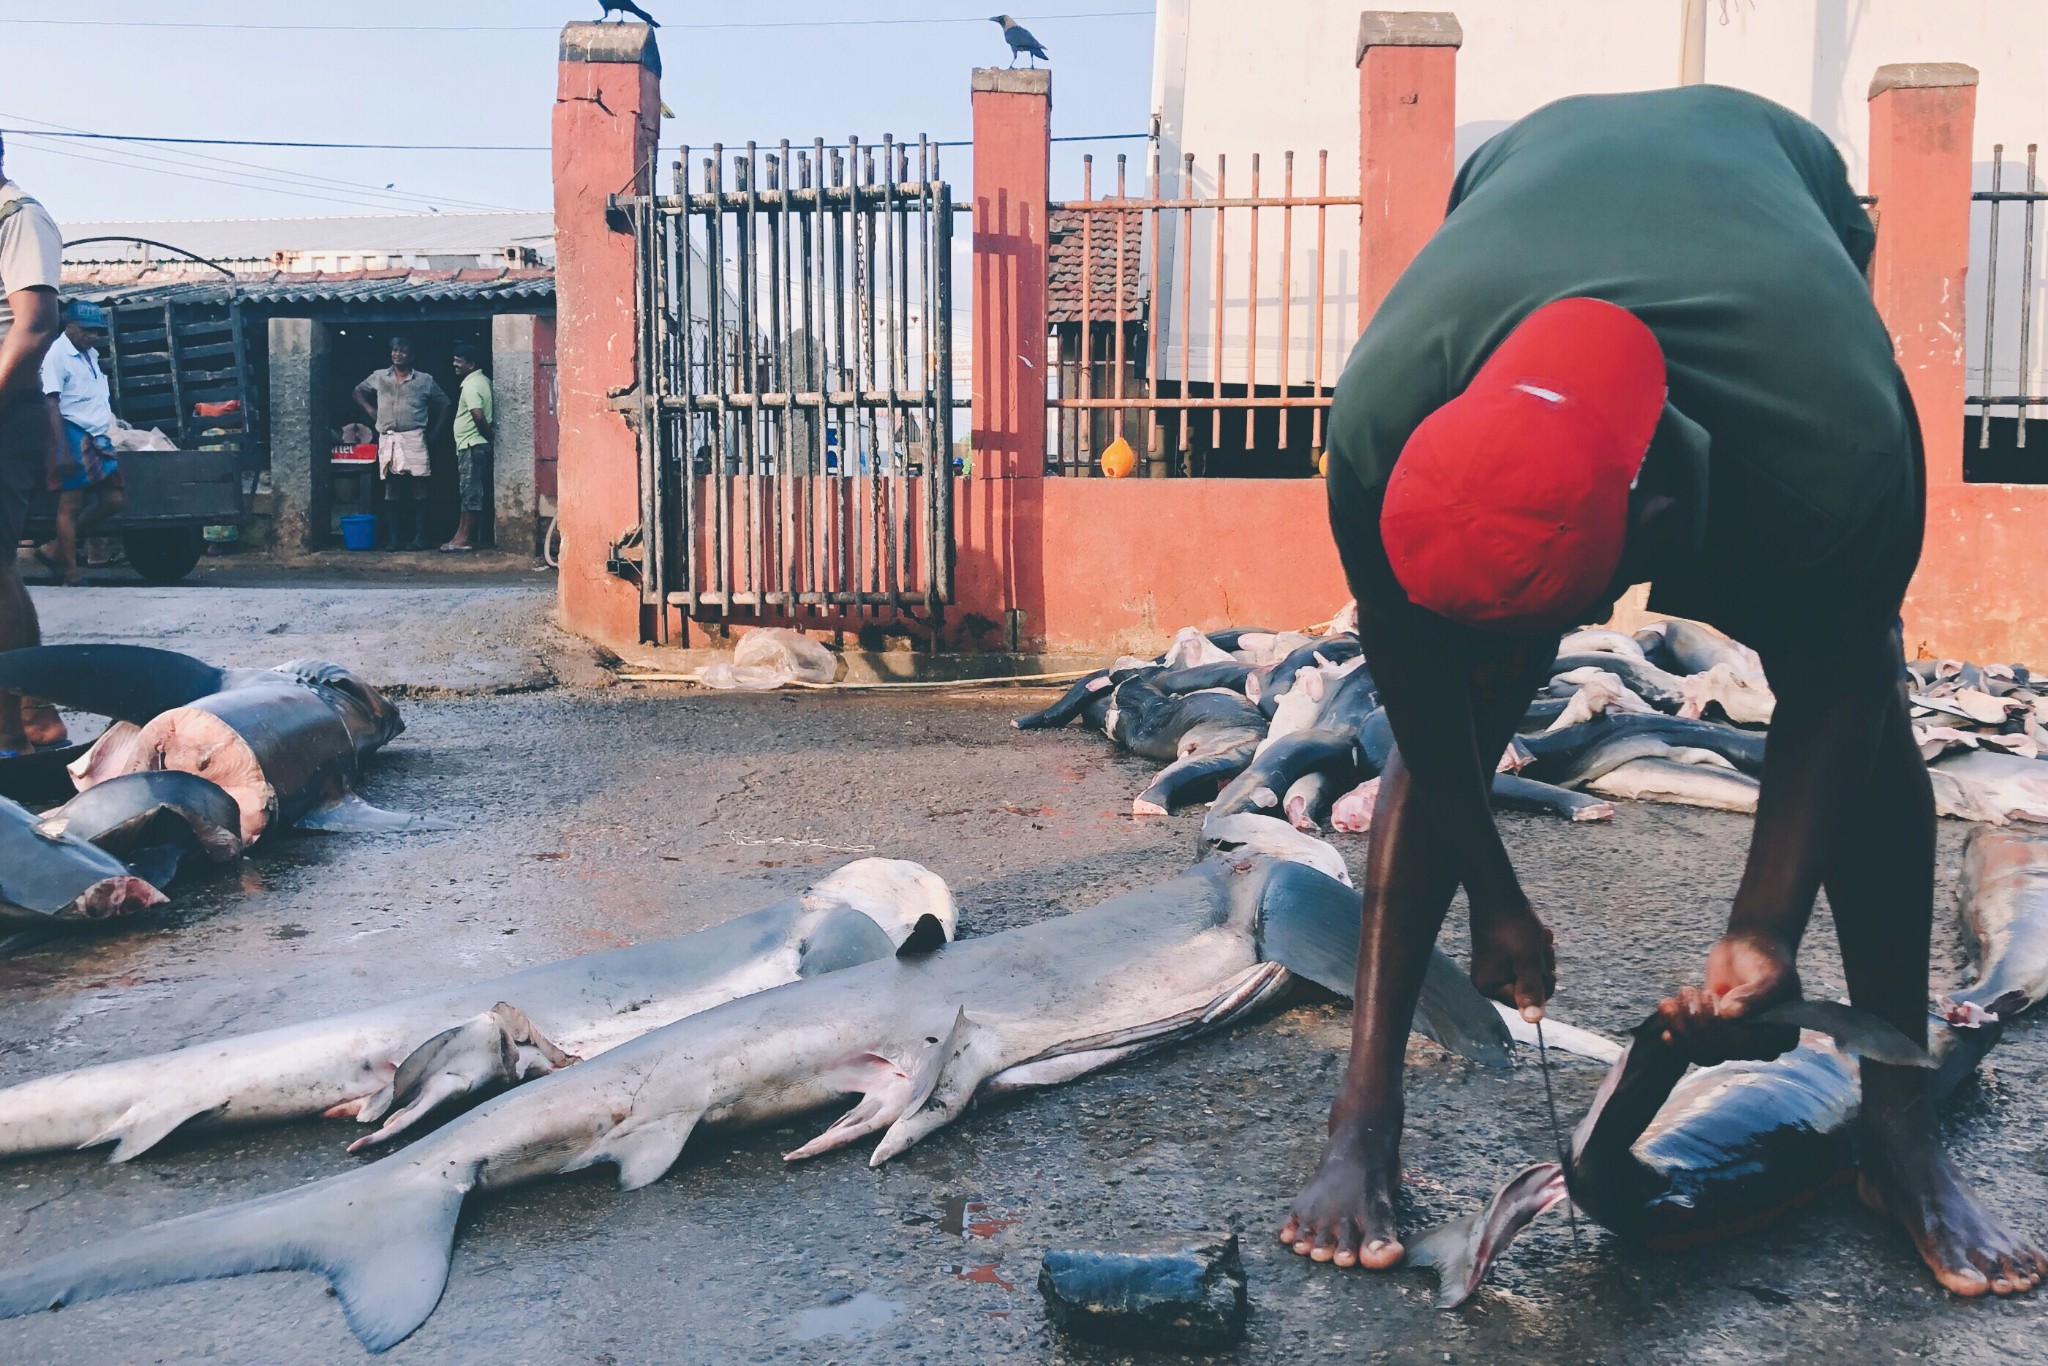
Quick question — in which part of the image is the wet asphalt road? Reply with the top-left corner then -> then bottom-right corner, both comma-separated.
1,688 -> 2044,1365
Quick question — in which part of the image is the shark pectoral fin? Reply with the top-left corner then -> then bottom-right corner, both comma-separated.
89,1099 -> 220,1163
1408,1162 -> 1567,1309
580,1113 -> 701,1192
1253,857 -> 1362,996
295,791 -> 454,835
352,1005 -> 577,1150
785,1054 -> 917,1161
1753,999 -> 1937,1068
869,1009 -> 990,1167
1415,948 -> 1515,1070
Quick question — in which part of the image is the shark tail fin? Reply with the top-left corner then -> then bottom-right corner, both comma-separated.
0,1160 -> 471,1353
0,645 -> 225,724
1408,1161 -> 1567,1308
1253,859 -> 1512,1068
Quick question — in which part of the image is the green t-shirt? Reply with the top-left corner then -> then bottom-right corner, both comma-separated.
454,369 -> 494,450
1325,85 -> 1920,642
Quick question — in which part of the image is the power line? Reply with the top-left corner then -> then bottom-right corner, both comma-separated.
21,140 -> 467,215
0,9 -> 1150,34
2,127 -> 1150,154
3,116 -> 518,214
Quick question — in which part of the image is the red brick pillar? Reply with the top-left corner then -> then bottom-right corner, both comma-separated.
953,68 -> 1052,648
1356,12 -> 1462,325
552,22 -> 661,649
1867,62 -> 1978,486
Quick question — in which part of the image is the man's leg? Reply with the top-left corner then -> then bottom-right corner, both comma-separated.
46,489 -> 83,584
76,476 -> 123,540
1279,651 -> 1548,1268
0,560 -> 36,753
1826,673 -> 2046,1295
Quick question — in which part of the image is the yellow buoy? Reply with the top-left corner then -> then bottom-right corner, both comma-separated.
1315,449 -> 1328,478
1098,436 -> 1138,478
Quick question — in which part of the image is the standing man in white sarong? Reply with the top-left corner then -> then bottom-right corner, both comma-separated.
353,335 -> 449,551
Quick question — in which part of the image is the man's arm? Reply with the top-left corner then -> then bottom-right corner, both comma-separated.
427,391 -> 451,442
353,378 -> 380,423
1358,597 -> 1559,1015
1657,623 -> 1898,1055
0,286 -> 58,403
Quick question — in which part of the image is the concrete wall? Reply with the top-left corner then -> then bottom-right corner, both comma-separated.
490,312 -> 539,550
265,316 -> 329,552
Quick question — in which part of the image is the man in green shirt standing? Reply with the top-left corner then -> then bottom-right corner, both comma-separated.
442,341 -> 493,552
1281,86 -> 2044,1298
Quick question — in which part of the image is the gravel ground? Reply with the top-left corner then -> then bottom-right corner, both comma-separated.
1,687 -> 2042,1365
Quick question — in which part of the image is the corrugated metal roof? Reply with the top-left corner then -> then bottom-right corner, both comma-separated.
61,211 -> 554,264
70,267 -> 554,309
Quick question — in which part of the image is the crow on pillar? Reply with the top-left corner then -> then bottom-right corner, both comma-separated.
990,15 -> 1048,67
602,0 -> 659,25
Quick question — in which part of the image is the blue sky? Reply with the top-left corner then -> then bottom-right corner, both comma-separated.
0,1 -> 1156,223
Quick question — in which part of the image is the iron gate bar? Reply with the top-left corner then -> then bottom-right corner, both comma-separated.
1970,143 -> 2046,450
1049,146 -> 1361,474
625,135 -> 953,620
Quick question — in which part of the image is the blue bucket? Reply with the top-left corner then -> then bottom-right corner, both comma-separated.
340,514 -> 379,551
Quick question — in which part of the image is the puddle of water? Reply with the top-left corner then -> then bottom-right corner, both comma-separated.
785,1289 -> 904,1342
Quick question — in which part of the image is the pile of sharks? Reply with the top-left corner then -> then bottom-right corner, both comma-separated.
0,623 -> 2045,1354
0,644 -> 442,933
1014,609 -> 2048,830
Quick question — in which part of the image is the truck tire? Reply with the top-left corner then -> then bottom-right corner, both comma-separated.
122,527 -> 207,584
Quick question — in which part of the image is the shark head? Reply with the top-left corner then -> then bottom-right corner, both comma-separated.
275,659 -> 405,755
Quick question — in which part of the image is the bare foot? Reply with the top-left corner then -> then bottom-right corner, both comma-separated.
1278,1124 -> 1404,1270
19,699 -> 67,748
1859,1102 -> 2045,1296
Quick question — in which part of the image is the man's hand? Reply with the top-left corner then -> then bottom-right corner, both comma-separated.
1469,893 -> 1556,1021
1656,928 -> 1802,1064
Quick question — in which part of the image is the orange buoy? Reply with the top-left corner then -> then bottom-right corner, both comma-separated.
1098,436 -> 1138,478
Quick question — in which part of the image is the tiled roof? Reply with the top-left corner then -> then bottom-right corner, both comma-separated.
1047,207 -> 1144,326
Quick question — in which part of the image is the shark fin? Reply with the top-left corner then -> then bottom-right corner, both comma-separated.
575,1114 -> 699,1192
870,1009 -> 988,1166
88,1099 -> 220,1163
0,1162 -> 473,1353
0,645 -> 225,723
796,905 -> 899,977
1753,999 -> 1936,1068
1408,1161 -> 1567,1308
295,790 -> 453,835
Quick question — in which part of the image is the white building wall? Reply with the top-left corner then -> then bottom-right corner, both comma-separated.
1155,0 -> 2048,399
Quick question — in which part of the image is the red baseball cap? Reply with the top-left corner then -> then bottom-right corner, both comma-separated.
1379,297 -> 1667,632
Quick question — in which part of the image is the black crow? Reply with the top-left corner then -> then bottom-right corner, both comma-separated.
990,15 -> 1048,67
602,0 -> 659,25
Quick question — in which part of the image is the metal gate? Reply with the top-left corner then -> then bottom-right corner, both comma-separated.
618,137 -> 955,637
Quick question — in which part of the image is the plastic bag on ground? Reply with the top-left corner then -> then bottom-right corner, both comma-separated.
697,628 -> 842,691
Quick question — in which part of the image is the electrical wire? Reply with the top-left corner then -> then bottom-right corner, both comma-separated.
3,115 -> 517,214
3,127 -> 1150,153
0,10 -> 1151,34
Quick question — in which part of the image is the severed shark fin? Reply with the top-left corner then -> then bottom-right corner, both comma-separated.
0,1160 -> 474,1353
1253,857 -> 1512,1069
1408,1161 -> 1568,1308
295,791 -> 453,835
0,645 -> 225,724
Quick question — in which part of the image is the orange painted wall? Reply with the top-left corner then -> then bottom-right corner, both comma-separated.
1022,478 -> 1348,654
552,28 -> 659,651
1904,483 -> 2048,665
